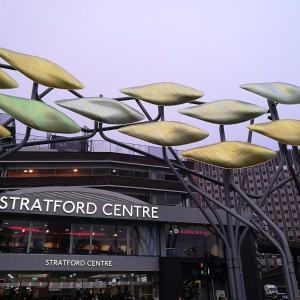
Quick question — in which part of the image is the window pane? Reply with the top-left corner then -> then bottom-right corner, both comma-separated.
30,221 -> 71,254
0,219 -> 30,253
91,224 -> 116,255
116,226 -> 127,255
72,224 -> 91,254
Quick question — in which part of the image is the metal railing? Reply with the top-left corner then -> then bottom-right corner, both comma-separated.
13,133 -> 183,159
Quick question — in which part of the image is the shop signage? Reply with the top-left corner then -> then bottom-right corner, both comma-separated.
0,254 -> 159,272
0,195 -> 159,220
45,259 -> 113,268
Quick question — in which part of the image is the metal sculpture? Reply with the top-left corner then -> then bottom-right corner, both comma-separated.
119,121 -> 208,146
0,68 -> 18,89
0,48 -> 299,299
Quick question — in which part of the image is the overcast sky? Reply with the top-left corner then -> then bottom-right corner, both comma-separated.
1,0 -> 300,149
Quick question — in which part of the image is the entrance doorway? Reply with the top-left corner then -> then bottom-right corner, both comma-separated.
0,272 -> 159,300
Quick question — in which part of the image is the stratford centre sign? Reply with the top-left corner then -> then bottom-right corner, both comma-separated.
0,254 -> 159,272
0,195 -> 159,220
0,188 -> 228,225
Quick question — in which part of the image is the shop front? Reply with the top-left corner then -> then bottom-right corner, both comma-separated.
0,187 -> 227,300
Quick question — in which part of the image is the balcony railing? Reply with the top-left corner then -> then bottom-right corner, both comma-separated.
10,133 -> 184,159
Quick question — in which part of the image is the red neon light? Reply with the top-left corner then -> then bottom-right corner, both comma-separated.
8,226 -> 41,233
180,229 -> 211,236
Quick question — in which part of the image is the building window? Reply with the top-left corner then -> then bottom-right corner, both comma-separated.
30,221 -> 71,254
0,219 -> 30,253
90,224 -> 128,255
72,224 -> 91,255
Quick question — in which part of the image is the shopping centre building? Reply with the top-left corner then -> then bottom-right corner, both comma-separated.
0,138 -> 240,300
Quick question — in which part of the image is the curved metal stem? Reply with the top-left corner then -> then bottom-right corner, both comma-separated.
232,182 -> 298,299
0,122 -> 99,153
0,127 -> 31,159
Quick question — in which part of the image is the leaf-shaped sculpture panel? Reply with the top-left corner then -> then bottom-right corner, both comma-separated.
56,97 -> 144,124
0,48 -> 84,89
119,121 -> 208,146
0,125 -> 11,138
0,94 -> 81,133
241,82 -> 300,104
120,82 -> 204,106
179,99 -> 268,124
181,142 -> 276,169
249,119 -> 300,146
0,69 -> 18,89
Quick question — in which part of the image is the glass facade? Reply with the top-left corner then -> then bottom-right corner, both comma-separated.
0,218 -> 160,257
7,167 -> 179,182
29,221 -> 71,254
0,220 -> 30,253
0,271 -> 159,300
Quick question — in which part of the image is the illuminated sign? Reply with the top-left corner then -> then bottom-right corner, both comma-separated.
180,229 -> 211,236
45,259 -> 112,268
0,195 -> 159,220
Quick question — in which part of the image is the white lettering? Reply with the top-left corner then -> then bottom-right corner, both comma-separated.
53,200 -> 62,212
114,204 -> 122,216
103,204 -> 113,216
43,199 -> 54,212
20,198 -> 30,211
87,202 -> 97,215
0,196 -> 8,209
123,205 -> 133,217
62,201 -> 75,214
76,201 -> 85,214
11,196 -> 19,210
143,206 -> 150,218
152,207 -> 159,219
31,199 -> 42,211
134,205 -> 142,217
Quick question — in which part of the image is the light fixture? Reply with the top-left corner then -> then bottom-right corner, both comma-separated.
73,169 -> 78,172
8,274 -> 14,279
28,169 -> 33,173
23,170 -> 28,173
173,228 -> 180,234
46,229 -> 49,233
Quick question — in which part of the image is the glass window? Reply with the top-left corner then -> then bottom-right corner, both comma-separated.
0,219 -> 30,253
91,224 -> 116,255
30,221 -> 71,254
133,170 -> 149,179
118,169 -> 133,177
93,168 -> 109,176
91,225 -> 128,255
129,225 -> 159,256
116,225 -> 127,255
72,224 -> 91,255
